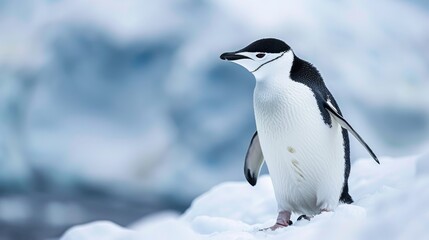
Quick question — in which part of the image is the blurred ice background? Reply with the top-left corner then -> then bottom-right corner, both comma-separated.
0,0 -> 428,239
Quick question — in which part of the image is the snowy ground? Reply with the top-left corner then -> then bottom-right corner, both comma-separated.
61,154 -> 429,240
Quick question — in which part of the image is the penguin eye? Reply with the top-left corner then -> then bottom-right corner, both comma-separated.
256,53 -> 266,58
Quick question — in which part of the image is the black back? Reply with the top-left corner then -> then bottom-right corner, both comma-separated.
238,38 -> 291,53
290,56 -> 353,204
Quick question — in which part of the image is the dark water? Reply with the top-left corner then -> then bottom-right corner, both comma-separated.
0,192 -> 187,240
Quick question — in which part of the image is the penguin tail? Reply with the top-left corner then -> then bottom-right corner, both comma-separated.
339,190 -> 353,204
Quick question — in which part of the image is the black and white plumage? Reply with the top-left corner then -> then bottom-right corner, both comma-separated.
221,38 -> 378,228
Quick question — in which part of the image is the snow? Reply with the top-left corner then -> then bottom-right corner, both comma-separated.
61,154 -> 429,240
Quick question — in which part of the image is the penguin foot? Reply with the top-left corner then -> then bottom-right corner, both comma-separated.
297,215 -> 312,221
321,208 -> 332,213
260,210 -> 292,231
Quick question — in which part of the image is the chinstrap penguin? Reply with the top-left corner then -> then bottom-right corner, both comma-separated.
220,38 -> 379,230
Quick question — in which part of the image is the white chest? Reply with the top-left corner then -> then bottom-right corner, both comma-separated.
253,77 -> 345,214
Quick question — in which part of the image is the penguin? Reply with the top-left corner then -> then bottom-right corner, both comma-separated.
220,38 -> 379,230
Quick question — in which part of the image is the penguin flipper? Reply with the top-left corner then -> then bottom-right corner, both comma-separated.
323,101 -> 380,164
244,131 -> 265,186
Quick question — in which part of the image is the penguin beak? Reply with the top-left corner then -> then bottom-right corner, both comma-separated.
220,52 -> 251,61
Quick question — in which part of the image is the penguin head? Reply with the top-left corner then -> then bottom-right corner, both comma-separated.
220,38 -> 293,79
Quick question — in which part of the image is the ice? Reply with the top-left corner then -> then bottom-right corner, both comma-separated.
61,156 -> 429,240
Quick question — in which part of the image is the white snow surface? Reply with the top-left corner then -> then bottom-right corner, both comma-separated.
61,155 -> 429,240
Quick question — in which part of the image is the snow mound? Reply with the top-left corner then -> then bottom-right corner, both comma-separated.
61,156 -> 429,240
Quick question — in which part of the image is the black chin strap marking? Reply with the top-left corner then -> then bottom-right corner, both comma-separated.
251,51 -> 286,73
